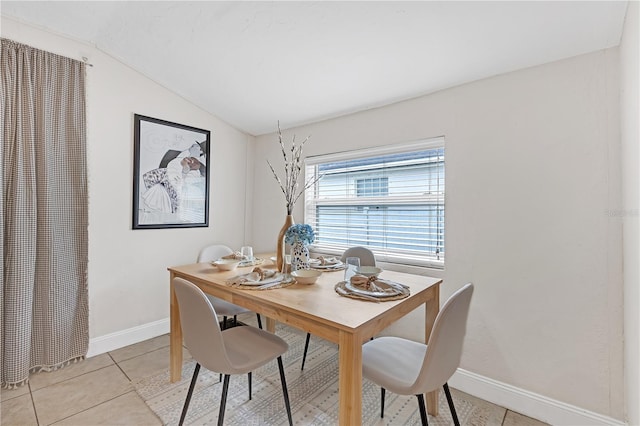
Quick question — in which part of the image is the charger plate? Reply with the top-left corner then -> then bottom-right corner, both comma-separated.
309,259 -> 346,271
334,279 -> 410,302
238,258 -> 264,267
226,272 -> 295,290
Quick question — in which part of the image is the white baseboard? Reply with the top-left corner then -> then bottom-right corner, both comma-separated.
86,318 -> 170,358
450,368 -> 626,426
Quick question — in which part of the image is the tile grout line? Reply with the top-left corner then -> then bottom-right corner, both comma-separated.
28,363 -> 115,392
501,409 -> 509,425
46,391 -> 141,425
108,351 -> 134,382
28,381 -> 41,426
28,361 -> 132,425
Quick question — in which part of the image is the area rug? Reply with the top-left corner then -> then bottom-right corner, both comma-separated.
133,324 -> 494,425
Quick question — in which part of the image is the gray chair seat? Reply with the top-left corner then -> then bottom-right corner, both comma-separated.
362,336 -> 427,394
220,326 -> 288,374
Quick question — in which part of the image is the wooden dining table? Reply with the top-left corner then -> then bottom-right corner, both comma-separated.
168,255 -> 442,425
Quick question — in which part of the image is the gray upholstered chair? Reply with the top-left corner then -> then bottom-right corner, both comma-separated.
173,277 -> 293,426
361,283 -> 474,426
340,246 -> 376,267
301,246 -> 377,370
197,244 -> 262,329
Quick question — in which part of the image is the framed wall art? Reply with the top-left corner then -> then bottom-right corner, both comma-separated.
132,114 -> 211,229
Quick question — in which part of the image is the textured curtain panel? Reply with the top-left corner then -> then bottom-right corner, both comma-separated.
1,39 -> 88,388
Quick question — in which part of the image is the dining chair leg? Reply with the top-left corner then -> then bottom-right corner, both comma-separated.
443,382 -> 460,426
381,387 -> 386,418
217,374 -> 231,426
233,315 -> 238,326
277,356 -> 293,426
256,313 -> 262,329
179,363 -> 201,426
222,316 -> 228,329
416,393 -> 429,426
219,320 -> 226,383
248,372 -> 252,400
301,333 -> 311,370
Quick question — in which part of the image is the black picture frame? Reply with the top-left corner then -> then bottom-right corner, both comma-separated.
132,114 -> 211,229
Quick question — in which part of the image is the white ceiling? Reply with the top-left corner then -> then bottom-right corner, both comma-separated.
1,1 -> 629,136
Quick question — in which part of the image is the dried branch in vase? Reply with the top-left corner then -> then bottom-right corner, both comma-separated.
267,122 -> 322,215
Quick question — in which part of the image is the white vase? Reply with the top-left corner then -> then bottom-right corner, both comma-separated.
290,241 -> 310,271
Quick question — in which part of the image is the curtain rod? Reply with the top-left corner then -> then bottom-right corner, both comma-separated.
2,38 -> 95,66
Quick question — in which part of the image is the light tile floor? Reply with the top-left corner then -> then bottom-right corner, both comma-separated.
1,332 -> 548,426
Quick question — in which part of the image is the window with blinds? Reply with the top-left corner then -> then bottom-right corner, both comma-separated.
304,137 -> 445,268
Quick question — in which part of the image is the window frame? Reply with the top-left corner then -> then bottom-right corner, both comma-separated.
304,137 -> 445,269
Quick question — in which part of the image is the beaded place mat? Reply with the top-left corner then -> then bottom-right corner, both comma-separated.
226,271 -> 296,290
334,277 -> 410,302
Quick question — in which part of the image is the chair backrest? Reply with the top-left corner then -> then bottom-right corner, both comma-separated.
414,283 -> 474,393
197,244 -> 233,262
172,277 -> 235,373
340,246 -> 376,267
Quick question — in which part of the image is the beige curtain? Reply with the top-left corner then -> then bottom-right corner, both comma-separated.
1,39 -> 88,388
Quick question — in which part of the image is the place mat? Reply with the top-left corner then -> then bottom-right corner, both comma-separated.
309,257 -> 346,271
334,275 -> 410,302
310,256 -> 341,266
220,252 -> 264,266
226,270 -> 295,290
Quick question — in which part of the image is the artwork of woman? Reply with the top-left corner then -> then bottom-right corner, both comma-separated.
140,142 -> 207,221
133,114 -> 211,228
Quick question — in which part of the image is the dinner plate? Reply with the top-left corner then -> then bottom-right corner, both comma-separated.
237,273 -> 285,286
310,261 -> 344,269
344,280 -> 401,298
309,257 -> 340,264
238,258 -> 264,267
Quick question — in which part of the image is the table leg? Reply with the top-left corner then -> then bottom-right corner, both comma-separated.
425,285 -> 440,415
338,330 -> 362,425
266,317 -> 276,333
170,275 -> 183,382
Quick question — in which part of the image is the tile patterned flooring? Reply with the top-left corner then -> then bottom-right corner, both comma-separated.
1,330 -> 548,426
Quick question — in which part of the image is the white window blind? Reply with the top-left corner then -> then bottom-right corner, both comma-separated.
304,137 -> 445,268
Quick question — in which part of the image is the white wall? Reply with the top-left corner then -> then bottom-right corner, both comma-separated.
252,50 -> 624,421
620,1 -> 640,425
1,18 -> 252,341
3,13 -> 631,425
